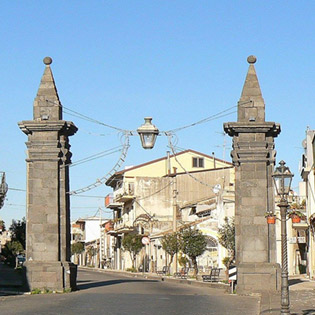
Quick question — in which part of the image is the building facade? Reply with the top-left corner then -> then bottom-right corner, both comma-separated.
71,216 -> 112,268
105,149 -> 235,273
300,128 -> 315,279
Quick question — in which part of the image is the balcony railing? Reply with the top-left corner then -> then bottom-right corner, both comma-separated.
105,193 -> 123,209
114,182 -> 135,203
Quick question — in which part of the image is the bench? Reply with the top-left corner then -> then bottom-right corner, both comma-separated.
174,267 -> 189,279
156,266 -> 169,275
202,267 -> 221,282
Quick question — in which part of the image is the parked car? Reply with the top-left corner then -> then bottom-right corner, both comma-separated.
16,254 -> 25,266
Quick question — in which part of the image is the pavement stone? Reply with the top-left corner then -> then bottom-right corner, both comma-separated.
260,276 -> 315,315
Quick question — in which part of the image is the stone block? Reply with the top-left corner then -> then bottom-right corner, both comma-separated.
32,252 -> 43,261
33,242 -> 46,252
31,224 -> 44,233
47,213 -> 58,223
243,250 -> 267,263
236,263 -> 281,294
253,216 -> 266,225
43,251 -> 59,261
45,224 -> 59,234
241,164 -> 255,171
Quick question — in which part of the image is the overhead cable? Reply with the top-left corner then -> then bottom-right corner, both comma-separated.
69,133 -> 130,195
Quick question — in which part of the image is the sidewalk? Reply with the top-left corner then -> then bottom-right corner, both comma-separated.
259,275 -> 315,314
0,262 -> 25,296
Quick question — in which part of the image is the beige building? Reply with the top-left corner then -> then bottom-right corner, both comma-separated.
105,149 -> 235,273
300,128 -> 315,279
275,193 -> 308,276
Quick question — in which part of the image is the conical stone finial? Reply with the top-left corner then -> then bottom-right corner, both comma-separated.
238,55 -> 265,123
33,56 -> 62,120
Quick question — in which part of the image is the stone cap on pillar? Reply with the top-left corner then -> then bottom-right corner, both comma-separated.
224,56 -> 281,138
33,57 -> 62,121
224,122 -> 281,138
237,55 -> 265,123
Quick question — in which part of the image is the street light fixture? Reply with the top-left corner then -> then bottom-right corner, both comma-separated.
137,117 -> 159,149
272,160 -> 294,315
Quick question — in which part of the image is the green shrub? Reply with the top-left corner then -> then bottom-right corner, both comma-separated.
31,288 -> 42,295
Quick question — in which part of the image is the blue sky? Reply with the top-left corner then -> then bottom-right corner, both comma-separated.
1,1 -> 314,226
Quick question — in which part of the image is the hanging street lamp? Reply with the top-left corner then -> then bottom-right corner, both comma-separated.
137,117 -> 159,150
0,172 -> 8,209
272,160 -> 294,315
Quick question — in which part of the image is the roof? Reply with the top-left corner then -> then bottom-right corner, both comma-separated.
106,149 -> 233,185
74,216 -> 108,223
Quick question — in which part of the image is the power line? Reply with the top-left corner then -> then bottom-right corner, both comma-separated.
166,107 -> 236,133
70,195 -> 105,198
47,98 -> 248,137
8,188 -> 26,192
69,146 -> 123,168
165,100 -> 251,133
136,179 -> 174,201
69,133 -> 130,195
46,99 -> 128,133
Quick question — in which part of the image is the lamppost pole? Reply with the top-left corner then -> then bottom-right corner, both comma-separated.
272,160 -> 293,315
279,199 -> 290,314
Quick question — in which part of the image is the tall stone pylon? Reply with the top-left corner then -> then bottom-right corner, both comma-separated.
224,56 -> 281,294
18,57 -> 77,291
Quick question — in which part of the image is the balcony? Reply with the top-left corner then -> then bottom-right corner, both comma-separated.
114,183 -> 135,203
105,193 -> 123,209
110,219 -> 134,235
115,224 -> 134,234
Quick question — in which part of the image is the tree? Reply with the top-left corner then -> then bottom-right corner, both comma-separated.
71,242 -> 84,264
10,217 -> 26,249
86,246 -> 97,266
122,234 -> 143,269
2,241 -> 24,266
161,232 -> 180,271
179,227 -> 207,277
2,218 -> 26,266
218,216 -> 235,274
71,242 -> 84,255
0,219 -> 6,232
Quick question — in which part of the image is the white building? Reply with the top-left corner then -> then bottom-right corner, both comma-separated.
300,128 -> 315,279
71,216 -> 111,267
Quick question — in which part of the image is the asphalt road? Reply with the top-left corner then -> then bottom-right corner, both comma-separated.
0,269 -> 260,315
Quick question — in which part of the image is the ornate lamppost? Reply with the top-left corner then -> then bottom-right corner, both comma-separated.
137,117 -> 159,149
272,160 -> 294,315
0,172 -> 8,209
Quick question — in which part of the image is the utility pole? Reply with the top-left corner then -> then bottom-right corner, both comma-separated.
99,207 -> 103,268
173,174 -> 178,274
167,151 -> 178,274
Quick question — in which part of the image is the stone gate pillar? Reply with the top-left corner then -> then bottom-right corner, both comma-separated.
18,57 -> 77,291
224,56 -> 281,294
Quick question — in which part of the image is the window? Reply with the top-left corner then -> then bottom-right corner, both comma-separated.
192,157 -> 204,168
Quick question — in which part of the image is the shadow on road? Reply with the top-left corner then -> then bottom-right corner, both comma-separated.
78,278 -> 158,291
289,278 -> 304,286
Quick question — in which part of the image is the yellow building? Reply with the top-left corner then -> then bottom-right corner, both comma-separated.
105,149 -> 235,272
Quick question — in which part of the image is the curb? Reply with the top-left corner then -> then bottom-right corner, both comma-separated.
0,291 -> 27,296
